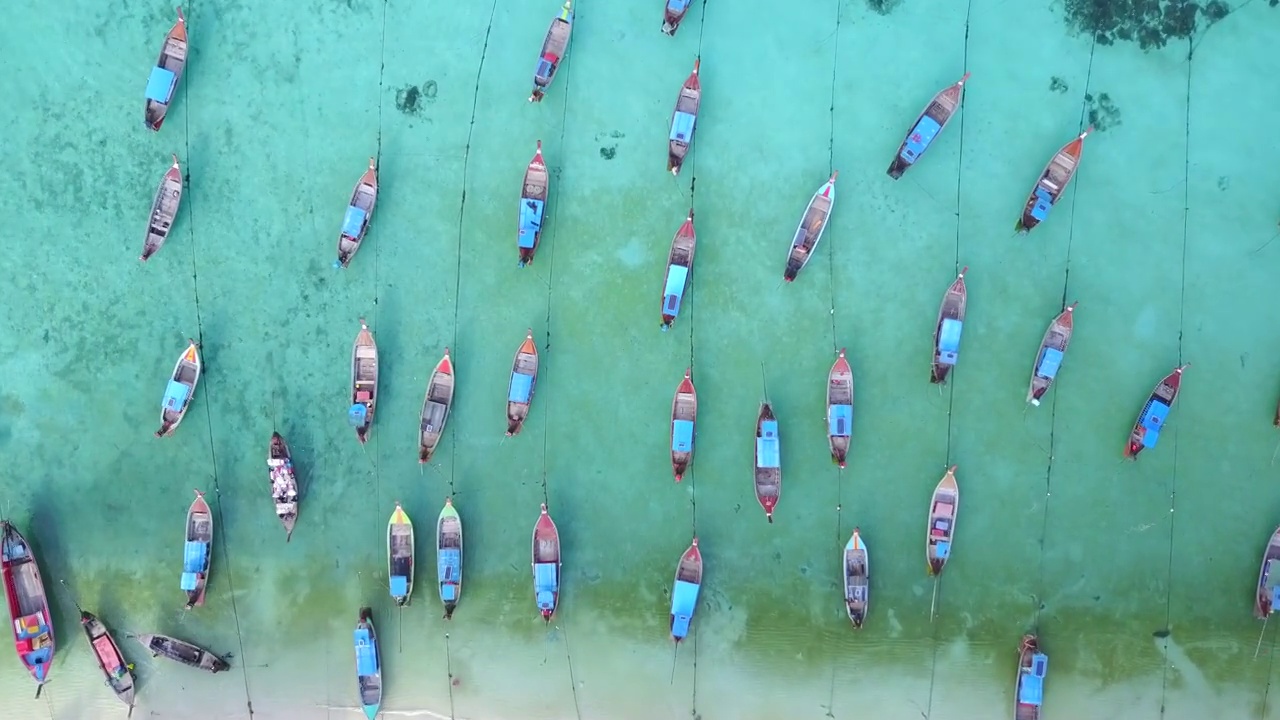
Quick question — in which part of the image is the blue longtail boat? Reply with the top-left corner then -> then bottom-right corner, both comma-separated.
887,73 -> 969,179
156,340 -> 201,437
529,2 -> 574,103
335,159 -> 379,268
387,503 -> 414,607
143,8 -> 187,131
353,608 -> 382,720
531,504 -> 561,622
436,498 -> 463,619
349,319 -> 379,443
1026,303 -> 1077,406
826,349 -> 853,467
518,142 -> 550,267
669,538 -> 702,642
1,521 -> 54,697
667,59 -> 701,175
670,368 -> 697,482
180,489 -> 213,609
1254,526 -> 1280,619
930,268 -> 968,384
1124,364 -> 1188,459
660,210 -> 696,331
1014,635 -> 1048,720
662,0 -> 693,35
1015,128 -> 1091,234
506,330 -> 539,436
754,404 -> 781,522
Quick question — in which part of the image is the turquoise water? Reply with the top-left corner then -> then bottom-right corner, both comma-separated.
4,0 -> 1280,718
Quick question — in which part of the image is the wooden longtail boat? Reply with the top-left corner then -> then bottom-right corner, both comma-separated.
506,330 -> 539,436
1026,303 -> 1077,406
670,537 -> 702,642
388,503 -> 414,607
1,521 -> 54,696
1015,128 -> 1092,234
667,59 -> 701,175
529,2 -> 574,103
887,73 -> 970,179
1015,635 -> 1049,720
79,611 -> 135,715
156,339 -> 201,437
1274,397 -> 1280,427
180,489 -> 213,609
135,632 -> 228,673
926,466 -> 959,576
843,528 -> 869,629
1255,525 -> 1280,619
518,141 -> 550,267
1124,364 -> 1189,459
335,158 -> 379,268
143,8 -> 188,131
827,348 -> 854,467
419,348 -> 456,463
349,319 -> 379,443
661,209 -> 697,330
532,504 -> 561,622
670,368 -> 697,482
930,268 -> 968,384
267,432 -> 299,541
353,608 -> 382,720
784,172 -> 838,282
754,403 -> 781,523
662,0 -> 694,35
141,155 -> 183,261
436,498 -> 463,619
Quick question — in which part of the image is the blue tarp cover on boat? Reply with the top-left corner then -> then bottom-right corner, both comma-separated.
536,58 -> 554,79
902,115 -> 942,162
537,589 -> 555,610
670,579 -> 700,639
535,562 -> 558,591
937,318 -> 962,365
1140,399 -> 1171,448
670,111 -> 696,143
1271,586 -> 1280,609
1037,347 -> 1065,379
1030,187 -> 1054,222
756,420 -> 780,469
146,67 -> 176,103
672,419 -> 694,453
438,548 -> 461,594
183,540 -> 207,571
440,583 -> 457,601
667,0 -> 691,11
1019,672 -> 1044,706
509,372 -> 534,403
829,404 -> 852,437
180,571 -> 199,591
664,265 -> 689,316
389,575 -> 408,597
354,628 -> 378,676
162,380 -> 190,412
348,403 -> 368,427
935,540 -> 950,559
342,206 -> 367,238
518,199 -> 544,249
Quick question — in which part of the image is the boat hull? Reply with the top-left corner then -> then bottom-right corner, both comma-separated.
1,521 -> 55,693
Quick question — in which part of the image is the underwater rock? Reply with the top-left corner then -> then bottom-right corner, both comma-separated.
1084,92 -> 1121,131
1049,76 -> 1070,93
1062,0 -> 1239,51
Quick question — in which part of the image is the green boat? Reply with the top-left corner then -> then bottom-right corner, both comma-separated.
388,503 -> 414,607
436,498 -> 463,619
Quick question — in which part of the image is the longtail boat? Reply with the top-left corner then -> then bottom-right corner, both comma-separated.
518,141 -> 550,267
506,330 -> 539,436
1015,635 -> 1048,720
349,319 -> 379,443
532,504 -> 561,622
267,432 -> 299,541
827,348 -> 854,467
1015,128 -> 1092,234
662,0 -> 693,35
1255,526 -> 1280,619
1274,397 -> 1280,427
660,209 -> 697,330
754,403 -> 781,523
335,158 -> 379,268
926,466 -> 959,576
1027,303 -> 1077,406
670,368 -> 697,482
143,8 -> 188,131
843,528 -> 869,629
141,155 -> 183,261
1124,364 -> 1189,459
353,608 -> 382,720
135,632 -> 228,673
529,2 -> 574,103
1,521 -> 54,696
783,172 -> 837,283
670,537 -> 702,642
156,339 -> 201,437
388,503 -> 414,607
436,498 -> 463,619
667,59 -> 701,175
887,73 -> 970,179
419,348 -> 456,463
180,489 -> 213,609
930,267 -> 968,384
79,611 -> 135,714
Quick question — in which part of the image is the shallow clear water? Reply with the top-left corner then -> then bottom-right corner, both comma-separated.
3,0 -> 1280,718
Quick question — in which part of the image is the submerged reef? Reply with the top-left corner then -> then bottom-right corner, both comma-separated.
1062,0 -> 1235,50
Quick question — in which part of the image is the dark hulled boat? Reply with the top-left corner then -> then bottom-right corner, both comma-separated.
156,339 -> 201,437
136,632 -> 228,673
143,8 -> 188,131
180,489 -> 213,609
529,2 -> 574,103
1026,303 -> 1077,406
669,538 -> 702,642
334,159 -> 379,268
667,59 -> 701,175
353,608 -> 382,720
388,503 -> 414,607
419,348 -> 456,463
930,268 -> 968,384
1124,364 -> 1189,459
887,73 -> 969,179
1015,128 -> 1091,234
926,466 -> 959,576
826,348 -> 853,467
754,403 -> 781,523
141,155 -> 183,261
348,319 -> 379,443
79,611 -> 135,714
1255,525 -> 1280,619
1,521 -> 55,696
1014,635 -> 1048,720
670,368 -> 697,482
532,504 -> 562,622
660,210 -> 697,330
518,141 -> 550,268
506,330 -> 540,436
662,0 -> 693,35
